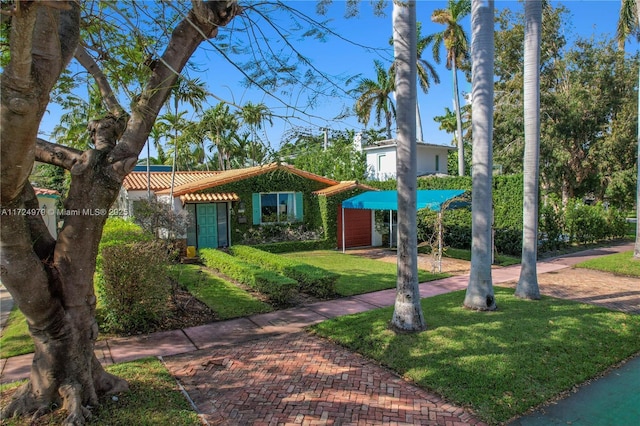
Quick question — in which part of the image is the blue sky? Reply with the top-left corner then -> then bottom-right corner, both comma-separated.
195,0 -> 639,150
39,0 -> 639,155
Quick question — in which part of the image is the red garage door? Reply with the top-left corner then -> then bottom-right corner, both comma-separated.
338,207 -> 372,248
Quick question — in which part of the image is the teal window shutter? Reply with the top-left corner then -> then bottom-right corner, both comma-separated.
295,192 -> 303,221
252,193 -> 261,225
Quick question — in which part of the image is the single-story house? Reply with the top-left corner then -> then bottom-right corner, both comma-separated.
362,139 -> 454,181
120,163 -> 375,250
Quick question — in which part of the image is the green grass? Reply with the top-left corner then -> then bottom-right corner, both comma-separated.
170,264 -> 273,319
440,247 -> 521,267
311,287 -> 640,425
575,250 -> 640,277
0,358 -> 201,425
282,250 -> 449,296
0,265 -> 273,359
0,307 -> 32,358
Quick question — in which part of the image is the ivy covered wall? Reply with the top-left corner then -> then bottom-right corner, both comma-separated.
366,174 -> 524,232
317,187 -> 372,248
197,169 -> 330,243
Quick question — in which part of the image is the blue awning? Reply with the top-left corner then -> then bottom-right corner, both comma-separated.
342,190 -> 467,211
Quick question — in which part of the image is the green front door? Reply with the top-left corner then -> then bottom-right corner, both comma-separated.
197,204 -> 218,249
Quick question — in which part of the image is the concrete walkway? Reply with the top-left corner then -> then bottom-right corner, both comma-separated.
1,242 -> 638,425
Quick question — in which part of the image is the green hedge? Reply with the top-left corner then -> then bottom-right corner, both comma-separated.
230,245 -> 338,298
98,218 -> 153,268
100,241 -> 171,333
199,248 -> 297,305
97,219 -> 162,333
367,174 -> 525,256
255,239 -> 334,253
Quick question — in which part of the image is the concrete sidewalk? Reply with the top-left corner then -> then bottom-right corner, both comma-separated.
1,242 -> 631,383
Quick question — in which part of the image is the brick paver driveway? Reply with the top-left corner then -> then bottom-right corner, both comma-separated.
164,332 -> 486,426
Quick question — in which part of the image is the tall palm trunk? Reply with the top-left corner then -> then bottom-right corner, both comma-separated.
452,60 -> 465,176
169,96 -> 178,200
147,140 -> 151,200
516,0 -> 542,298
391,0 -> 426,332
635,0 -> 640,259
464,0 -> 496,311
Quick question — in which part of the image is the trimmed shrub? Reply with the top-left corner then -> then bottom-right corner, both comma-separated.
565,199 -> 628,244
256,239 -> 334,253
199,248 -> 297,305
100,241 -> 171,334
100,217 -> 152,246
494,228 -> 522,257
442,208 -> 472,250
539,195 -> 566,251
230,245 -> 338,298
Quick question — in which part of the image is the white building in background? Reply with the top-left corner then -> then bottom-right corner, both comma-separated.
362,139 -> 454,181
34,187 -> 60,238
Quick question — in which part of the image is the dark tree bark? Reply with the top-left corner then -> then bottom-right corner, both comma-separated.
0,2 -> 241,424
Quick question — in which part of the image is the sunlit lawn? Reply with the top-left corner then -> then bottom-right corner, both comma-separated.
575,250 -> 640,277
0,308 -> 31,358
282,250 -> 449,296
0,358 -> 201,426
311,287 -> 640,425
169,264 -> 273,319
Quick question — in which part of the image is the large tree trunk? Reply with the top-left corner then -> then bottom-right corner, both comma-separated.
516,0 -> 542,299
464,0 -> 497,311
391,0 -> 426,332
635,0 -> 640,259
0,2 -> 240,424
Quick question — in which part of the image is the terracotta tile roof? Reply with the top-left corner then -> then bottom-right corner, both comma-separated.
180,193 -> 239,203
156,163 -> 339,197
33,187 -> 61,197
123,171 -> 221,191
313,181 -> 378,196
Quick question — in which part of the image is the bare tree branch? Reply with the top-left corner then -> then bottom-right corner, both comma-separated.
36,138 -> 83,170
109,1 -> 242,169
75,45 -> 125,116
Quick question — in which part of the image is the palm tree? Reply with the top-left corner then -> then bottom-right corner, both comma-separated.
168,76 -> 208,198
515,0 -> 543,299
199,103 -> 239,170
389,22 -> 441,141
143,121 -> 170,199
237,102 -> 273,166
464,0 -> 497,311
616,0 -> 640,258
353,60 -> 396,139
390,0 -> 426,333
231,131 -> 253,168
617,0 -> 639,51
426,0 -> 471,176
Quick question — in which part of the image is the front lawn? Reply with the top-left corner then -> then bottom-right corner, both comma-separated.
282,250 -> 449,296
0,358 -> 201,426
311,287 -> 640,425
0,308 -> 31,358
575,250 -> 640,277
169,264 -> 273,319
